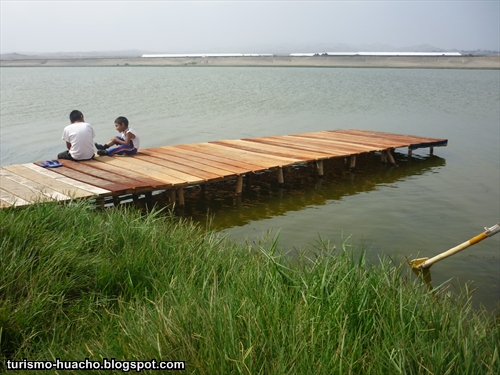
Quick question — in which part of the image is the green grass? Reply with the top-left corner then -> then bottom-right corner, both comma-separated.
1,201 -> 498,374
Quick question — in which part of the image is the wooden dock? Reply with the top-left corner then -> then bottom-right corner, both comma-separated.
0,129 -> 447,208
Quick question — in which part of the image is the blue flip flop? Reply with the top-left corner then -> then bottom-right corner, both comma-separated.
40,160 -> 62,168
48,160 -> 62,168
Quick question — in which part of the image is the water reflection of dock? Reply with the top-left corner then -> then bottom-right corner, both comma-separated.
0,130 -> 447,208
183,152 -> 447,229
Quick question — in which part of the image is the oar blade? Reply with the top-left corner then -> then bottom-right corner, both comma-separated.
409,257 -> 429,269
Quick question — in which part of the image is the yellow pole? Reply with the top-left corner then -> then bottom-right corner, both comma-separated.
410,223 -> 500,269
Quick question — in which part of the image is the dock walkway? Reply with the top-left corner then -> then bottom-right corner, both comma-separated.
0,129 -> 447,208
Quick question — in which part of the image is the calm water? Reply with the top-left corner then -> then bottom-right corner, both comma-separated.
1,66 -> 499,311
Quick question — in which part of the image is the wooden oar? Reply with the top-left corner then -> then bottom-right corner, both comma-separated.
409,222 -> 500,270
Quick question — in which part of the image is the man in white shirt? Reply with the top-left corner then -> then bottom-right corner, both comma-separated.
58,110 -> 96,161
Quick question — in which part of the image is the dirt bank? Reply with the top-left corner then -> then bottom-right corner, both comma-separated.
1,55 -> 499,69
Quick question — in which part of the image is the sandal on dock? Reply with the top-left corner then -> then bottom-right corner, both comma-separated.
40,160 -> 62,168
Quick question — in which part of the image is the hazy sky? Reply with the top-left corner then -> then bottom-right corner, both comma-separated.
1,0 -> 499,54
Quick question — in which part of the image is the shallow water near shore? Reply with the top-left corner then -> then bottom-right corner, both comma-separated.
1,66 -> 499,311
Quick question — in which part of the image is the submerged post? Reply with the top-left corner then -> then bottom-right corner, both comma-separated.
278,167 -> 284,186
386,149 -> 398,167
169,189 -> 176,205
350,155 -> 356,171
177,188 -> 185,206
381,150 -> 387,163
316,160 -> 324,178
235,175 -> 243,195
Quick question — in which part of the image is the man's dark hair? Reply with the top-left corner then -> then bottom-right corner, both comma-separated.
69,110 -> 83,123
115,116 -> 129,127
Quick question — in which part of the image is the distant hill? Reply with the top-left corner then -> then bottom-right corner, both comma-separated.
0,50 -> 145,60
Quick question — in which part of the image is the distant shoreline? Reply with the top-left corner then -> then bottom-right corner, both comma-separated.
1,55 -> 499,69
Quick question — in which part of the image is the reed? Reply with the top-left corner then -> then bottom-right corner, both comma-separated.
1,201 -> 498,374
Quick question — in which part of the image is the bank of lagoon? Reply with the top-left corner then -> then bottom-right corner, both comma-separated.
1,202 -> 499,374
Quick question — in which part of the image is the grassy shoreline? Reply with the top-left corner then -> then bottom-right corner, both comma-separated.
1,202 -> 499,374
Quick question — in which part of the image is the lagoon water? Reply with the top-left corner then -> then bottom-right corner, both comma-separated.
1,66 -> 499,311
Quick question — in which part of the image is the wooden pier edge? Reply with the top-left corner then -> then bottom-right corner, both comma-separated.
0,129 -> 447,208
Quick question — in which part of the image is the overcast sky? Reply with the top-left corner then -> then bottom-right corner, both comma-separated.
1,0 -> 499,54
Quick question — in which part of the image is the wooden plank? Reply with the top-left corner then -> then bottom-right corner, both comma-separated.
95,157 -> 183,186
145,148 -> 238,177
206,141 -> 304,166
95,156 -> 196,186
22,163 -> 111,195
80,159 -> 168,188
244,137 -> 338,155
0,199 -> 11,208
0,188 -> 30,206
334,129 -> 446,145
289,131 -> 397,149
104,156 -> 206,184
41,165 -> 132,194
246,136 -> 373,156
281,134 -> 378,152
1,169 -> 71,201
0,174 -> 67,203
329,130 -> 422,146
168,144 -> 266,172
328,130 -> 448,151
196,142 -> 301,167
133,153 -> 224,181
339,129 -> 445,143
56,159 -> 152,190
212,139 -> 327,161
92,157 -> 177,186
3,164 -> 93,199
291,131 -> 402,150
170,143 -> 272,170
342,129 -> 448,150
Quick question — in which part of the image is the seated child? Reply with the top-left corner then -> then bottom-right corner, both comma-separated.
95,116 -> 140,156
58,110 -> 96,161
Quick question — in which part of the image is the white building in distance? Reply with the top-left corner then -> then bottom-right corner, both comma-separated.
142,53 -> 273,58
290,52 -> 462,56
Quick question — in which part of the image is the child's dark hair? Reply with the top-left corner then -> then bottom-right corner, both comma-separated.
69,110 -> 83,123
115,116 -> 129,127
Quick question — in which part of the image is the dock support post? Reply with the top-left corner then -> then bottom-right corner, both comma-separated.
350,156 -> 356,172
96,197 -> 105,209
169,189 -> 176,205
387,149 -> 398,166
316,160 -> 324,178
235,175 -> 243,195
278,167 -> 284,186
381,150 -> 387,163
177,188 -> 185,206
